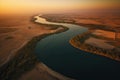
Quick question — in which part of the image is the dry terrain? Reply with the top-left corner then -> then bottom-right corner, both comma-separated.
0,14 -> 61,66
70,30 -> 120,61
0,14 -> 72,80
19,63 -> 72,80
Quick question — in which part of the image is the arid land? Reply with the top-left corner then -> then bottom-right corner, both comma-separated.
0,14 -> 72,80
0,13 -> 120,80
41,13 -> 120,61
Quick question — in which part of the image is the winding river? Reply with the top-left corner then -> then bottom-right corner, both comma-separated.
34,16 -> 120,80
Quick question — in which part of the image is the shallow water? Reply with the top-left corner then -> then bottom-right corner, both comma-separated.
34,16 -> 120,80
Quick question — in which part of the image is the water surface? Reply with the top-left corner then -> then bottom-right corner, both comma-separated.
34,16 -> 120,80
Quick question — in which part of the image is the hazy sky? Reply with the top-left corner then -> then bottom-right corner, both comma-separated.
0,0 -> 119,14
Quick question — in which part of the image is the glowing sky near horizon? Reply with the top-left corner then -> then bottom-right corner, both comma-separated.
0,0 -> 119,14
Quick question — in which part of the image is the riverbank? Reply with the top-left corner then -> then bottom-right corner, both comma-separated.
69,30 -> 120,61
0,14 -> 72,80
0,33 -> 72,80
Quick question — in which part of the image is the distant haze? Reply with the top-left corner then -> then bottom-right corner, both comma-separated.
0,0 -> 119,14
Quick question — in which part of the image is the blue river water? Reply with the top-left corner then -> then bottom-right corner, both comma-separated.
34,16 -> 120,80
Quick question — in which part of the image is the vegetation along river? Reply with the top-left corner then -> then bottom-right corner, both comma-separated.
34,15 -> 120,80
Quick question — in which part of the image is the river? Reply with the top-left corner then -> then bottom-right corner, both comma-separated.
34,16 -> 120,80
